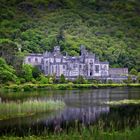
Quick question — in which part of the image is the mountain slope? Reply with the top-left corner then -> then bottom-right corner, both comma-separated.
0,0 -> 140,70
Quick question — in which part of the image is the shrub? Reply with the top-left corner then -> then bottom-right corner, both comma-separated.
38,74 -> 49,84
58,84 -> 68,90
59,74 -> 66,83
20,78 -> 26,84
31,78 -> 37,84
107,80 -> 113,84
75,75 -> 86,84
130,68 -> 138,76
23,84 -> 34,91
21,64 -> 33,82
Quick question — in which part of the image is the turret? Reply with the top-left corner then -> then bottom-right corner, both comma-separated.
80,45 -> 88,56
54,46 -> 60,53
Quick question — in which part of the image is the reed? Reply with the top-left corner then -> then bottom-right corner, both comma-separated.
0,100 -> 65,120
0,114 -> 140,139
0,126 -> 140,140
105,99 -> 140,105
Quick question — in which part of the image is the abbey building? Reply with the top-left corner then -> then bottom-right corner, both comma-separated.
24,45 -> 128,80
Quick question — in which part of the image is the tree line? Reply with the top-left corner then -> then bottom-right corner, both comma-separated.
0,57 -> 140,85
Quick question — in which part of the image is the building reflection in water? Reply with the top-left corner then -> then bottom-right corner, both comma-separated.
0,88 -> 138,135
43,89 -> 110,128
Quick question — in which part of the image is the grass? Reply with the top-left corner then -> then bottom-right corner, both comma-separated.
0,100 -> 65,120
105,99 -> 140,106
2,83 -> 140,92
0,126 -> 140,140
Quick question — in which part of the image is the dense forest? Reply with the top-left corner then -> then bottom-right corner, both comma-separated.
0,0 -> 140,79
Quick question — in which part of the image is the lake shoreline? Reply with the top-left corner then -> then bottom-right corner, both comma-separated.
1,83 -> 140,92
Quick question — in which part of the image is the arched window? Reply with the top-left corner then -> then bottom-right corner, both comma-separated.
95,65 -> 99,73
63,65 -> 65,69
41,59 -> 44,64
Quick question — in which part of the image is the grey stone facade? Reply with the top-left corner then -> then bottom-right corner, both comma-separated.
24,45 -> 128,80
109,68 -> 128,77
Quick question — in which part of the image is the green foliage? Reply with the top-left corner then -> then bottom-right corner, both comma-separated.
59,74 -> 66,83
91,79 -> 100,84
0,57 -> 17,84
1,124 -> 140,140
19,78 -> 26,84
3,83 -> 140,91
0,0 -> 140,71
38,74 -> 49,84
130,68 -> 138,76
1,126 -> 140,140
137,72 -> 140,83
107,80 -> 113,84
0,100 -> 65,120
75,75 -> 86,84
32,66 -> 41,79
21,64 -> 33,82
0,0 -> 140,85
0,39 -> 18,65
123,75 -> 133,84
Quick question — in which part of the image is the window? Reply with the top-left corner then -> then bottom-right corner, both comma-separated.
104,65 -> 107,70
41,59 -> 44,64
56,65 -> 58,74
90,60 -> 93,63
90,71 -> 93,76
63,65 -> 65,69
52,66 -> 54,73
102,65 -> 107,70
35,58 -> 38,62
95,65 -> 99,73
46,66 -> 48,74
73,64 -> 77,69
28,58 -> 31,62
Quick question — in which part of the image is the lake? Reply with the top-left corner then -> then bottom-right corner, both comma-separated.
0,87 -> 140,136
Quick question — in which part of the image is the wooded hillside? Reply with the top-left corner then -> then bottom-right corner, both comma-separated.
0,0 -> 140,70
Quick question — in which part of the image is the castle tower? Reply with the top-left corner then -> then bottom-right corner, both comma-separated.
80,45 -> 88,56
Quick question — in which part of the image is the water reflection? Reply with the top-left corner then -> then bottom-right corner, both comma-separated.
0,87 -> 140,135
44,106 -> 110,127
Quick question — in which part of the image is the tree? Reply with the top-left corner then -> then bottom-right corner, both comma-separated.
59,74 -> 66,83
22,64 -> 33,82
52,74 -> 56,83
38,74 -> 49,84
56,28 -> 65,45
107,79 -> 113,84
137,72 -> 140,83
75,75 -> 86,84
0,57 -> 17,84
87,0 -> 96,5
0,39 -> 18,65
13,51 -> 26,76
32,66 -> 41,79
125,76 -> 133,84
130,68 -> 138,76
